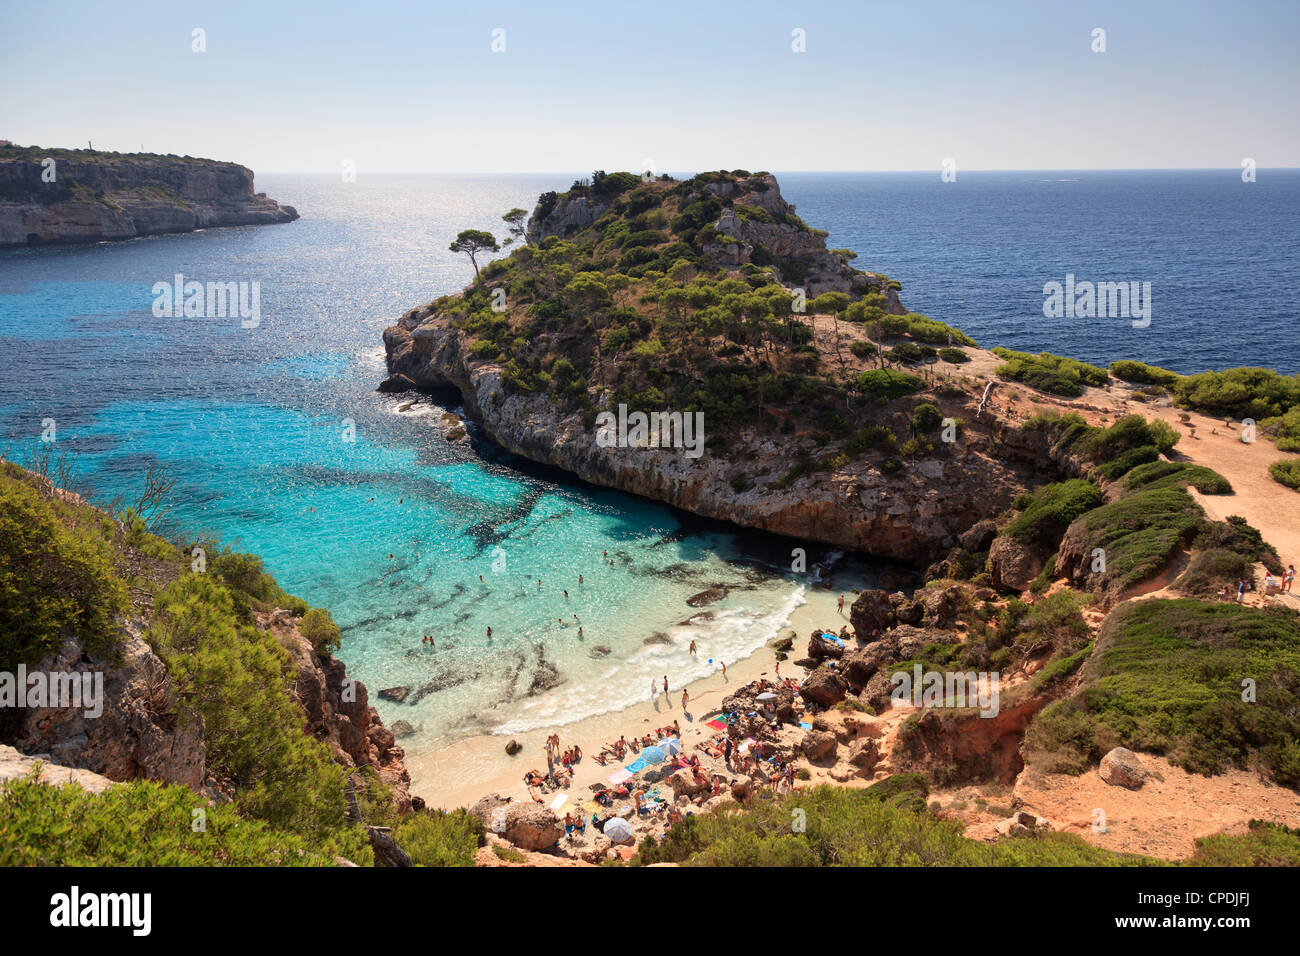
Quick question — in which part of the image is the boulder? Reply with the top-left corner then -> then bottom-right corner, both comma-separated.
988,534 -> 1044,592
890,625 -> 959,659
667,769 -> 711,798
846,738 -> 880,772
800,729 -> 838,761
503,802 -> 564,851
686,587 -> 728,607
893,599 -> 924,626
391,720 -> 415,738
504,739 -> 522,755
849,589 -> 895,638
959,519 -> 998,553
469,794 -> 512,833
798,669 -> 848,708
921,586 -> 963,627
1098,748 -> 1150,790
807,630 -> 845,660
378,373 -> 416,393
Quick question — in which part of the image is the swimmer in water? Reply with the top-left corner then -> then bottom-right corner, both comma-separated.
486,626 -> 492,638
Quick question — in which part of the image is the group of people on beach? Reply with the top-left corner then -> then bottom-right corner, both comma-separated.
594,722 -> 680,764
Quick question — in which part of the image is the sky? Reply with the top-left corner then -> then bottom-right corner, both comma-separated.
2,0 -> 1297,173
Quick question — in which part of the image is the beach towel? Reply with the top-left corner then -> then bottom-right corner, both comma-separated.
549,793 -> 568,811
820,631 -> 845,646
705,719 -> 728,731
624,758 -> 647,774
799,721 -> 813,730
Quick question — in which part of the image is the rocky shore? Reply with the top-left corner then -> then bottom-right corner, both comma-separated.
0,143 -> 297,247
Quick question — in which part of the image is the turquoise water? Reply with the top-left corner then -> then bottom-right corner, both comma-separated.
0,174 -> 863,750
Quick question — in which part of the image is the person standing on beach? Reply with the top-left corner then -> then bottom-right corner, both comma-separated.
720,660 -> 727,680
1285,565 -> 1296,592
650,679 -> 658,702
837,594 -> 844,614
681,689 -> 689,710
663,676 -> 669,696
689,640 -> 697,657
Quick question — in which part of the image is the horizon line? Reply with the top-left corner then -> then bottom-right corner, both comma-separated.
257,165 -> 1300,176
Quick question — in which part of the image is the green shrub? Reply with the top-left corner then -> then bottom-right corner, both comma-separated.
1110,360 -> 1181,387
149,573 -> 368,855
855,369 -> 923,399
300,607 -> 342,656
0,773 -> 339,866
938,347 -> 970,364
393,809 -> 484,866
1026,599 -> 1300,787
1006,479 -> 1104,549
1269,458 -> 1300,490
0,464 -> 128,669
911,403 -> 943,433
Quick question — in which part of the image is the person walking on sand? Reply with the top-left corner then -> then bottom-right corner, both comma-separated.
720,660 -> 727,680
1285,565 -> 1296,592
689,640 -> 697,657
663,676 -> 669,696
681,689 -> 689,710
837,594 -> 844,614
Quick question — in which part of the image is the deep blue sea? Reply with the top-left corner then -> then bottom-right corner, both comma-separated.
1,169 -> 1295,750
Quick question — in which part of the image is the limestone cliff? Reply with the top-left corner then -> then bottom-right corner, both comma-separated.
0,144 -> 297,247
382,312 -> 1048,565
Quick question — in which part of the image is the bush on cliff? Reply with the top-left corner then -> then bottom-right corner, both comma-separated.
1110,359 -> 1181,388
0,773 -> 337,866
391,808 -> 484,867
1025,599 -> 1300,787
1006,479 -> 1104,550
149,572 -> 370,860
0,462 -> 128,670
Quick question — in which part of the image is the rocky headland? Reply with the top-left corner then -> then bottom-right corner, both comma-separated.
0,142 -> 298,247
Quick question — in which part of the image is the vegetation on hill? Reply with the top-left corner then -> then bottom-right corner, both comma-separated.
625,774 -> 1299,867
0,457 -> 382,864
1026,599 -> 1300,787
418,170 -> 983,477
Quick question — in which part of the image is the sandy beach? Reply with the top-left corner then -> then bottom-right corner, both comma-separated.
407,584 -> 850,811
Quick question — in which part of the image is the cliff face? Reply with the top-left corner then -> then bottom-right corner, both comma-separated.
382,312 -> 1044,565
0,146 -> 298,247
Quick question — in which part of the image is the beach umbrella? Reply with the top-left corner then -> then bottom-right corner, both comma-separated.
756,692 -> 777,701
661,737 -> 681,755
603,817 -> 634,844
641,746 -> 666,764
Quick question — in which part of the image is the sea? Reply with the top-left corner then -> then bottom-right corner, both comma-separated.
1,169 -> 1296,750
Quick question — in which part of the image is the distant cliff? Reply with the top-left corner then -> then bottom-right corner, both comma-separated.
0,143 -> 298,247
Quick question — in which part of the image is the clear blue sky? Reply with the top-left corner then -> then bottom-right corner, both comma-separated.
2,0 -> 1296,172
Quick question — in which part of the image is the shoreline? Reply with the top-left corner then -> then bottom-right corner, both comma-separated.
406,584 -> 850,811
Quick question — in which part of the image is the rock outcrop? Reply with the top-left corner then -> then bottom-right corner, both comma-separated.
1,628 -> 206,788
0,743 -> 117,793
274,612 -> 414,812
0,145 -> 297,247
381,313 -> 1037,564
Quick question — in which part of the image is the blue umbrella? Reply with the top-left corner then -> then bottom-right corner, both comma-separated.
641,746 -> 666,764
